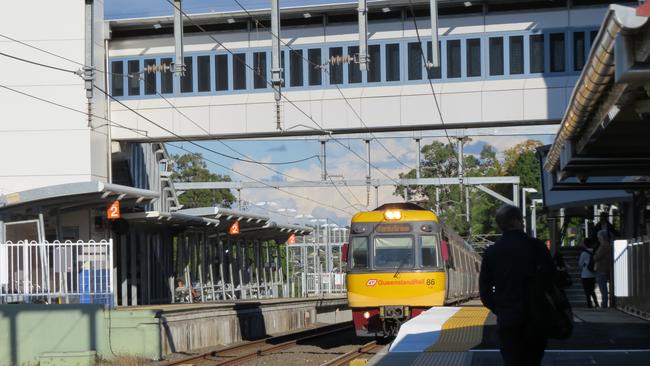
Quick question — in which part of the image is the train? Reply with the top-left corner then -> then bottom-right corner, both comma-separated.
343,203 -> 481,337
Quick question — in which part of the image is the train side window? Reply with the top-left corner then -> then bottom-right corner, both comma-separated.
529,34 -> 545,73
111,61 -> 124,97
215,54 -> 229,91
348,46 -> 362,84
350,236 -> 369,269
253,52 -> 268,89
197,55 -> 211,92
127,60 -> 140,96
427,41 -> 442,79
290,49 -> 304,87
509,36 -> 524,75
367,45 -> 381,83
161,57 -> 174,94
446,40 -> 461,78
466,38 -> 481,77
421,235 -> 441,268
144,59 -> 157,95
386,43 -> 400,82
308,48 -> 322,86
180,56 -> 193,93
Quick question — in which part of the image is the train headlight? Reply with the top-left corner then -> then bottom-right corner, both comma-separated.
384,210 -> 402,220
363,311 -> 371,319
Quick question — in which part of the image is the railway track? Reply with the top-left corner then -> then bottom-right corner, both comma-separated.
166,322 -> 354,366
320,341 -> 384,366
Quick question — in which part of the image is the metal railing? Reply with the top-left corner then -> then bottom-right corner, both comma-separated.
614,237 -> 650,317
0,240 -> 114,306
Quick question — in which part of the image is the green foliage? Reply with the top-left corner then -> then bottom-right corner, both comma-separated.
171,153 -> 236,208
395,139 -> 548,240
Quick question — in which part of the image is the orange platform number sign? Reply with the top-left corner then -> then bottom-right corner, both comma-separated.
287,234 -> 296,244
107,201 -> 121,220
229,221 -> 240,235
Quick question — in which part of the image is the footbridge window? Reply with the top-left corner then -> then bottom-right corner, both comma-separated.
109,27 -> 599,98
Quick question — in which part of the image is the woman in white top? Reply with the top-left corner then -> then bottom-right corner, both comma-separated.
579,238 -> 599,308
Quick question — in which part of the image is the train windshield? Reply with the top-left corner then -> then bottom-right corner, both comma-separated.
421,235 -> 442,268
349,236 -> 369,269
373,236 -> 414,269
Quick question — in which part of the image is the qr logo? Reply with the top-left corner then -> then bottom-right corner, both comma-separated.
366,279 -> 378,286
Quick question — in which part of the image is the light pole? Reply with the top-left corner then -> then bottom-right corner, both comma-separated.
521,188 -> 538,234
531,199 -> 543,238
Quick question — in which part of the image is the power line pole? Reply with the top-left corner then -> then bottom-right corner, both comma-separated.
271,0 -> 283,130
173,0 -> 186,77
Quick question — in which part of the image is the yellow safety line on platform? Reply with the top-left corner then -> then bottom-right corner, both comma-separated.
425,307 -> 490,352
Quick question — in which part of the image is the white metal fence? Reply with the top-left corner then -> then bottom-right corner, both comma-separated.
614,237 -> 650,317
0,240 -> 114,306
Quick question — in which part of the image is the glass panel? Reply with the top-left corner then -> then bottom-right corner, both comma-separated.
489,37 -> 504,76
590,30 -> 598,46
573,32 -> 585,71
329,47 -> 343,85
253,52 -> 267,89
233,53 -> 247,90
161,57 -> 173,94
427,41 -> 442,79
144,59 -> 156,95
290,49 -> 303,87
350,237 -> 369,269
407,42 -> 422,81
368,45 -> 381,83
127,60 -> 140,96
348,46 -> 362,84
550,33 -> 565,72
373,236 -> 413,268
421,235 -> 442,268
386,43 -> 400,82
447,40 -> 461,78
529,34 -> 545,73
509,36 -> 524,75
215,54 -> 229,91
111,61 -> 124,97
308,48 -> 322,86
180,56 -> 193,93
197,55 -> 211,92
466,38 -> 481,77
281,51 -> 286,87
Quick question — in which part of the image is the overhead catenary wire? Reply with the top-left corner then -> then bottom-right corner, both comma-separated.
230,0 -> 415,172
163,0 -> 404,188
0,79 -> 354,216
0,50 -> 319,167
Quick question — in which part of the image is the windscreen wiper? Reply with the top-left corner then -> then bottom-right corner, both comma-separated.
393,256 -> 408,278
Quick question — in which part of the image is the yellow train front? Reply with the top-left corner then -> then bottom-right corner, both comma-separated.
344,203 -> 480,337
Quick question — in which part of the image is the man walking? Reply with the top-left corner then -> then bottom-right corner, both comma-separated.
479,205 -> 556,366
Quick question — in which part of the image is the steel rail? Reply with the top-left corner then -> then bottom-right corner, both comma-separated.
165,322 -> 353,366
320,340 -> 383,366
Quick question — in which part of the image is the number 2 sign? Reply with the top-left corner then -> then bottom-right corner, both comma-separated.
107,201 -> 121,220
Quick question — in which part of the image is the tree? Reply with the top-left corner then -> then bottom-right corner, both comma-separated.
395,140 -> 502,236
171,153 -> 236,209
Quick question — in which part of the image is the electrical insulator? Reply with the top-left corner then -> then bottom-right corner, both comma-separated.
329,54 -> 357,66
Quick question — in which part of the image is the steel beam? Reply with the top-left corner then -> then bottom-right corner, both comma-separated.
173,0 -> 185,77
430,0 -> 440,67
175,176 -> 520,190
358,0 -> 368,71
475,184 -> 515,206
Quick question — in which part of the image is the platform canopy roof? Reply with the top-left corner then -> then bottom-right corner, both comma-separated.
543,4 -> 650,194
178,207 -> 312,242
121,211 -> 221,228
0,181 -> 159,217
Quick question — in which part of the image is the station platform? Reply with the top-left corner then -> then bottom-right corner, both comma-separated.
369,301 -> 650,366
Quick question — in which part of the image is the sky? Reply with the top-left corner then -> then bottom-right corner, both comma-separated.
105,0 -> 557,225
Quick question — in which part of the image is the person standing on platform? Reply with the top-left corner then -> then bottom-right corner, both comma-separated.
479,205 -> 555,366
579,238 -> 599,308
594,230 -> 613,308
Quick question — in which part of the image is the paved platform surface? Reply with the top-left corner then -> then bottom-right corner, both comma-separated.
370,302 -> 650,366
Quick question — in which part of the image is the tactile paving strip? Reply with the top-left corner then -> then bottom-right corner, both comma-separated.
425,307 -> 490,352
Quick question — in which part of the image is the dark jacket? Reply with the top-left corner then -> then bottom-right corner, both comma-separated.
479,230 -> 555,328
